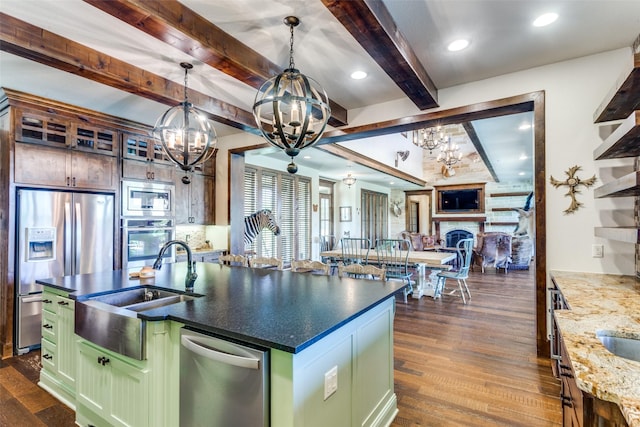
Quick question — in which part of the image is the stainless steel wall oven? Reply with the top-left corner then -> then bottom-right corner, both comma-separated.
122,218 -> 175,268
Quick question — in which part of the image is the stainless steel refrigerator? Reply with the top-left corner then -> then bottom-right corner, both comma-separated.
15,189 -> 114,354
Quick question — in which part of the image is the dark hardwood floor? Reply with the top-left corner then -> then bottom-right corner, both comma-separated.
0,267 -> 560,426
391,267 -> 561,427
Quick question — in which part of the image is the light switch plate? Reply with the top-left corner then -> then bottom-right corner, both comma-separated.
324,365 -> 338,400
592,244 -> 604,258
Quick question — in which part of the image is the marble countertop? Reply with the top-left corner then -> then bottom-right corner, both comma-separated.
551,270 -> 640,427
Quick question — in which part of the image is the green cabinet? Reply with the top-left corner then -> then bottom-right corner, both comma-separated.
75,321 -> 182,427
76,340 -> 149,427
39,287 -> 77,409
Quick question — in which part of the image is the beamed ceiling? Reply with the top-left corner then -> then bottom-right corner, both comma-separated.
1,0 -> 639,187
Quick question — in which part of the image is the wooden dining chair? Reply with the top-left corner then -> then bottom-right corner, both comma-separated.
337,262 -> 386,281
375,238 -> 413,302
340,237 -> 371,265
248,256 -> 284,270
218,254 -> 248,267
435,238 -> 474,304
291,259 -> 330,275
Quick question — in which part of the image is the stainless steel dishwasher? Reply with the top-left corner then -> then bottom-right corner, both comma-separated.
180,328 -> 269,427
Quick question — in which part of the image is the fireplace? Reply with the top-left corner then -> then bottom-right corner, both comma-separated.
445,229 -> 473,248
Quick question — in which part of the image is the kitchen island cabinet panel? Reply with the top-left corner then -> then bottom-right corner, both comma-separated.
75,320 -> 181,427
271,298 -> 396,427
39,288 -> 77,410
77,340 -> 150,427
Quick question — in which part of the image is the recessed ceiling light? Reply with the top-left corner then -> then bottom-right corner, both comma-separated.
389,181 -> 395,185
519,171 -> 526,176
519,123 -> 532,131
303,155 -> 311,159
533,13 -> 558,27
519,154 -> 528,160
350,70 -> 368,80
447,39 -> 469,52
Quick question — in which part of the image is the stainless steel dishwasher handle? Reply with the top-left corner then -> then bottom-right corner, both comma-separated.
181,335 -> 260,370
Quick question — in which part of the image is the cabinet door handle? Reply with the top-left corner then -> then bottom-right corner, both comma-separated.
43,299 -> 52,304
561,372 -> 574,378
66,176 -> 71,186
97,356 -> 110,366
43,324 -> 53,329
151,171 -> 155,180
58,300 -> 69,306
42,354 -> 53,360
72,177 -> 76,187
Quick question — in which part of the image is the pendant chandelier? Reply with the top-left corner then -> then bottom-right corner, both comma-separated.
252,16 -> 331,174
154,62 -> 217,182
342,173 -> 357,188
413,126 -> 445,153
437,137 -> 462,167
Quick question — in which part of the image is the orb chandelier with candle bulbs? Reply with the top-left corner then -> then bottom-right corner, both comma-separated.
252,16 -> 331,174
412,126 -> 446,153
154,62 -> 217,183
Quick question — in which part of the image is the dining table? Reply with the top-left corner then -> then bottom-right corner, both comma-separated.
319,249 -> 457,299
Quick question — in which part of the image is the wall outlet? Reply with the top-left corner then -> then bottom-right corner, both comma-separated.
592,244 -> 604,258
324,365 -> 338,400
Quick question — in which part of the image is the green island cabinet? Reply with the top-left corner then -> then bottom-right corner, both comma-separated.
75,321 -> 182,427
40,285 -> 396,427
270,297 -> 397,427
39,287 -> 77,409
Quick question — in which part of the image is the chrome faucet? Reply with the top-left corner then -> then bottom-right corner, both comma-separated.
153,240 -> 198,292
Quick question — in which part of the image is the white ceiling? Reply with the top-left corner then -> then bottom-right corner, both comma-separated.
1,0 -> 638,187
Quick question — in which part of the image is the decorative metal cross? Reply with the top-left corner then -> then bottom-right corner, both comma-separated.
550,165 -> 597,214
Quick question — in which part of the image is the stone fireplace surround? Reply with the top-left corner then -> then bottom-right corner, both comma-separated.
433,217 -> 486,247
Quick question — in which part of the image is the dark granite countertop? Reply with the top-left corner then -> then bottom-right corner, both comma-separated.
37,263 -> 406,353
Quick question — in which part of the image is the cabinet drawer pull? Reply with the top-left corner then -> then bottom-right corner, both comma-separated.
561,372 -> 574,378
559,364 -> 571,370
43,324 -> 53,329
43,299 -> 52,304
42,354 -> 53,360
97,356 -> 110,366
58,301 -> 69,306
151,171 -> 155,180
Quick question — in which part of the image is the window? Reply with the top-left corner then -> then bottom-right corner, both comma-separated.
244,166 -> 311,263
408,201 -> 419,232
319,180 -> 334,238
361,190 -> 388,246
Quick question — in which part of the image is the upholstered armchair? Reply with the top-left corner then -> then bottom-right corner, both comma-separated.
472,232 -> 512,273
399,231 -> 437,251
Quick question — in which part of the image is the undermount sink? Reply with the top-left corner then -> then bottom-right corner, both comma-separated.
89,287 -> 198,312
75,287 -> 201,360
596,331 -> 640,363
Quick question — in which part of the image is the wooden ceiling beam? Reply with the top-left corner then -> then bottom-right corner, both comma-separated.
82,0 -> 349,128
0,13 -> 257,132
322,0 -> 438,110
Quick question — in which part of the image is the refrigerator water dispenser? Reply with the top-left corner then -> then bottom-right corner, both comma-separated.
26,227 -> 56,262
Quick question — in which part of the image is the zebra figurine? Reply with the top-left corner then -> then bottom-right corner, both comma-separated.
244,209 -> 281,246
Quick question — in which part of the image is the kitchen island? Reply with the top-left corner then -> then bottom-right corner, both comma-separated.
37,262 -> 406,427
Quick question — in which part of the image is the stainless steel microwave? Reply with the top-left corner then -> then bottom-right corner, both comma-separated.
122,180 -> 174,217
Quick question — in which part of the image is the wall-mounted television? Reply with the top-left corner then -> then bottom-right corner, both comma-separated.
436,184 -> 485,214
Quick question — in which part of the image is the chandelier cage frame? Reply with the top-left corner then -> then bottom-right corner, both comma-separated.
154,62 -> 217,176
252,16 -> 331,174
